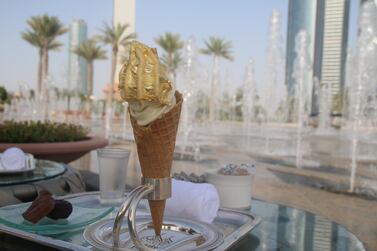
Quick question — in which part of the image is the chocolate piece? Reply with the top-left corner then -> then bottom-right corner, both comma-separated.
22,191 -> 55,224
22,190 -> 73,224
47,200 -> 73,220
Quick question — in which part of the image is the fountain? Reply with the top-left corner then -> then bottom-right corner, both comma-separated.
209,52 -> 220,122
221,71 -> 231,121
292,30 -> 312,169
176,36 -> 203,160
318,79 -> 331,130
263,9 -> 285,122
242,59 -> 257,150
349,2 -> 377,192
262,9 -> 286,153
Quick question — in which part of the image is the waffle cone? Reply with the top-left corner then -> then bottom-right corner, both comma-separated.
130,91 -> 182,236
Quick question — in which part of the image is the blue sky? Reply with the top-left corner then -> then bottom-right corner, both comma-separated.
0,0 -> 359,98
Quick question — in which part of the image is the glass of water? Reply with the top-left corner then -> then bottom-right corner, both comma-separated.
97,148 -> 130,204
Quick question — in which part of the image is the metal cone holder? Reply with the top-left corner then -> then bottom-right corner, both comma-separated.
112,177 -> 172,250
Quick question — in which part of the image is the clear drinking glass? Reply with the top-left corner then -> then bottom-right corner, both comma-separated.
97,148 -> 130,204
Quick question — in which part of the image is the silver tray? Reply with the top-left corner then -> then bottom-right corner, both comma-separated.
84,216 -> 223,250
0,192 -> 261,250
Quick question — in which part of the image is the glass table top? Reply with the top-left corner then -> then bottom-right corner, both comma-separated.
0,160 -> 66,186
0,194 -> 366,251
229,199 -> 365,251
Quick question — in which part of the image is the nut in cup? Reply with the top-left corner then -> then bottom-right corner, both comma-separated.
97,148 -> 130,205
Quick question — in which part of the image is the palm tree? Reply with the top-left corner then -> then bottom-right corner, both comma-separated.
155,32 -> 184,80
99,22 -> 135,102
200,37 -> 234,121
73,39 -> 107,97
21,14 -> 67,94
99,22 -> 135,136
170,52 -> 183,79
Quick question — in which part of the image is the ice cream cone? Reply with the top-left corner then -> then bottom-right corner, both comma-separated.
129,91 -> 182,236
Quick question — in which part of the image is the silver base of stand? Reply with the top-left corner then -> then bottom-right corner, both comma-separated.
112,177 -> 172,250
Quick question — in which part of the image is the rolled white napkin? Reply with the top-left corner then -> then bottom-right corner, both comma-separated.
163,179 -> 220,223
0,147 -> 26,171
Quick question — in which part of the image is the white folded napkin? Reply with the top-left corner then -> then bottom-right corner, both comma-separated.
163,179 -> 220,223
0,147 -> 26,171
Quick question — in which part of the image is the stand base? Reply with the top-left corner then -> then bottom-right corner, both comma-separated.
84,215 -> 223,250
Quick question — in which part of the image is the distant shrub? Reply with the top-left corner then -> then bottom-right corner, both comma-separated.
0,86 -> 8,104
0,121 -> 88,143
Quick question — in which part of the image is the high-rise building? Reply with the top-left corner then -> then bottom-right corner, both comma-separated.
68,20 -> 88,94
285,0 -> 317,97
315,0 -> 350,114
285,0 -> 350,115
113,0 -> 136,78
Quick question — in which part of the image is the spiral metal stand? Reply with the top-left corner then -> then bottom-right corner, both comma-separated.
112,177 -> 172,250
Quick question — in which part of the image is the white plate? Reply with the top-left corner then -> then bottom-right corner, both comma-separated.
0,154 -> 36,174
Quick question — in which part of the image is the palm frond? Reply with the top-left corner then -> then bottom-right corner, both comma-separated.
120,32 -> 136,46
48,41 -> 63,51
171,52 -> 183,71
98,22 -> 115,45
199,48 -> 213,55
160,54 -> 169,66
154,32 -> 184,76
160,51 -> 182,74
99,22 -> 135,49
200,36 -> 234,61
21,31 -> 42,48
155,32 -> 184,54
21,14 -> 67,50
73,39 -> 107,63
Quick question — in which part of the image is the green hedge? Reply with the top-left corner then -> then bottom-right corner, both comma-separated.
0,121 -> 88,143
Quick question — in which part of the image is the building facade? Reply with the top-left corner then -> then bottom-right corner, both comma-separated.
285,0 -> 317,98
68,20 -> 88,94
316,0 -> 350,114
285,0 -> 350,115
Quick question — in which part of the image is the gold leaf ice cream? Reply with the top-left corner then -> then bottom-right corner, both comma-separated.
118,41 -> 183,236
119,41 -> 176,126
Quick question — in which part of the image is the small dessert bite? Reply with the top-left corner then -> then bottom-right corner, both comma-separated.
22,190 -> 55,224
48,199 -> 73,220
22,190 -> 73,224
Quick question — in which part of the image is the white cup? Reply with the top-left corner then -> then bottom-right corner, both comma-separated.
97,148 -> 130,204
206,170 -> 253,209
